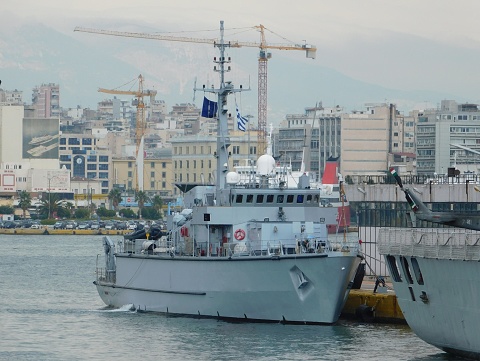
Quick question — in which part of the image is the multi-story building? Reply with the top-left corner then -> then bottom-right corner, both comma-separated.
416,100 -> 480,175
32,83 -> 60,118
278,104 -> 343,177
277,103 -> 414,179
0,89 -> 23,105
341,103 -> 400,176
59,133 -> 112,195
112,149 -> 173,201
170,131 -> 259,196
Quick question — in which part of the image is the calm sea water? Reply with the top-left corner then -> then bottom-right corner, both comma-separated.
0,235 -> 455,361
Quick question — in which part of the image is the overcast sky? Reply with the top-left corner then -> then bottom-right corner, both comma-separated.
4,0 -> 480,110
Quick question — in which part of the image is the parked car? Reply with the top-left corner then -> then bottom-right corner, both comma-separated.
104,221 -> 115,230
65,221 -> 76,230
30,222 -> 41,229
115,221 -> 127,230
53,221 -> 65,229
90,222 -> 100,230
77,222 -> 90,230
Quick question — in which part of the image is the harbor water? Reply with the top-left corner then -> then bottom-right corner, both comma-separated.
0,235 -> 453,361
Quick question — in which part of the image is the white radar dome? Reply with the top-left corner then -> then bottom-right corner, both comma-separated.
226,171 -> 241,184
257,154 -> 275,175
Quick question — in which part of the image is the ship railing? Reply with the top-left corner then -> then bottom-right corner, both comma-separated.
95,254 -> 116,283
378,227 -> 480,261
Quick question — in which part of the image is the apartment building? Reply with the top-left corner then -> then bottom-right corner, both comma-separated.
32,83 -> 60,118
416,100 -> 480,175
170,131 -> 259,196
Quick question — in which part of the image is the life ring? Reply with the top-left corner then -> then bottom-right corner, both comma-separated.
180,226 -> 189,237
234,229 -> 245,241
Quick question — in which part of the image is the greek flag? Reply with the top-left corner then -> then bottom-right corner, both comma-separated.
236,105 -> 248,132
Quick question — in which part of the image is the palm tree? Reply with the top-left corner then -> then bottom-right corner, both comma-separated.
39,193 -> 61,219
18,191 -> 32,219
151,195 -> 163,219
108,188 -> 122,210
135,190 -> 149,219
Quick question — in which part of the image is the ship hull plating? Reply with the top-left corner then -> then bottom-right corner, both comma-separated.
96,253 -> 361,324
379,228 -> 480,359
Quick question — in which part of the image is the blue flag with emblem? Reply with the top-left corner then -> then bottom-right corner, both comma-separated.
201,96 -> 218,118
236,105 -> 248,132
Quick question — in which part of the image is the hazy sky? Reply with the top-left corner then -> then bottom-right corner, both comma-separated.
4,0 -> 480,110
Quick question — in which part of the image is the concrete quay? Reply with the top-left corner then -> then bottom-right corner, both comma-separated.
341,279 -> 405,323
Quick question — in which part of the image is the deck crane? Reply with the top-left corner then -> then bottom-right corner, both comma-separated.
75,24 -> 316,155
98,74 -> 157,155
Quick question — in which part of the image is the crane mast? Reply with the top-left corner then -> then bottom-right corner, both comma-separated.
98,74 -> 156,155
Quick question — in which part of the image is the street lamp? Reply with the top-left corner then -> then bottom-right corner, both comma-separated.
47,175 -> 60,219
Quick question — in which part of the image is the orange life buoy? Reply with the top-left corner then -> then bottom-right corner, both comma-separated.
234,229 -> 245,241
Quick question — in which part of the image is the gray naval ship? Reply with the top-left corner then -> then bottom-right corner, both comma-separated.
92,21 -> 362,324
379,168 -> 480,359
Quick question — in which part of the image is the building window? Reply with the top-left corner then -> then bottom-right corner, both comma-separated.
162,172 -> 166,178
128,171 -> 132,177
194,160 -> 197,169
87,155 -> 97,162
151,162 -> 155,168
151,171 -> 155,178
87,164 -> 97,170
99,156 -> 109,162
128,162 -> 132,168
99,164 -> 108,170
162,162 -> 166,168
151,181 -> 155,188
99,172 -> 108,179
162,181 -> 166,188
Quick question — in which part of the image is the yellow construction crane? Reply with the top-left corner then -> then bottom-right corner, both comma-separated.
98,74 -> 157,154
75,24 -> 316,154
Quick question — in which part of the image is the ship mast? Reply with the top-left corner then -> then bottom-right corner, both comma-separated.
196,21 -> 246,200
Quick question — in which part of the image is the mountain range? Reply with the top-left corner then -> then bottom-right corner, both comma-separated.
0,16 -> 473,123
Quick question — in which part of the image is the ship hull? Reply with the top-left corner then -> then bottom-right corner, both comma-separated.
379,228 -> 480,359
95,253 -> 361,324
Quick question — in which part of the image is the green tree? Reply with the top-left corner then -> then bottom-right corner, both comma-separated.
0,205 -> 14,214
39,193 -> 62,219
151,195 -> 163,219
120,208 -> 136,219
108,188 -> 122,210
74,208 -> 90,219
141,207 -> 160,220
97,207 -> 116,218
135,190 -> 149,219
18,191 -> 32,219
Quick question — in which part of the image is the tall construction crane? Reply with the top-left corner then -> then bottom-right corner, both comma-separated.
98,74 -> 157,154
75,24 -> 316,154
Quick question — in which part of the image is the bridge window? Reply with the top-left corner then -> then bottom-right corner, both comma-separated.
256,195 -> 264,203
266,195 -> 274,203
277,195 -> 284,203
236,194 -> 243,203
287,195 -> 294,203
297,195 -> 304,203
246,194 -> 253,203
